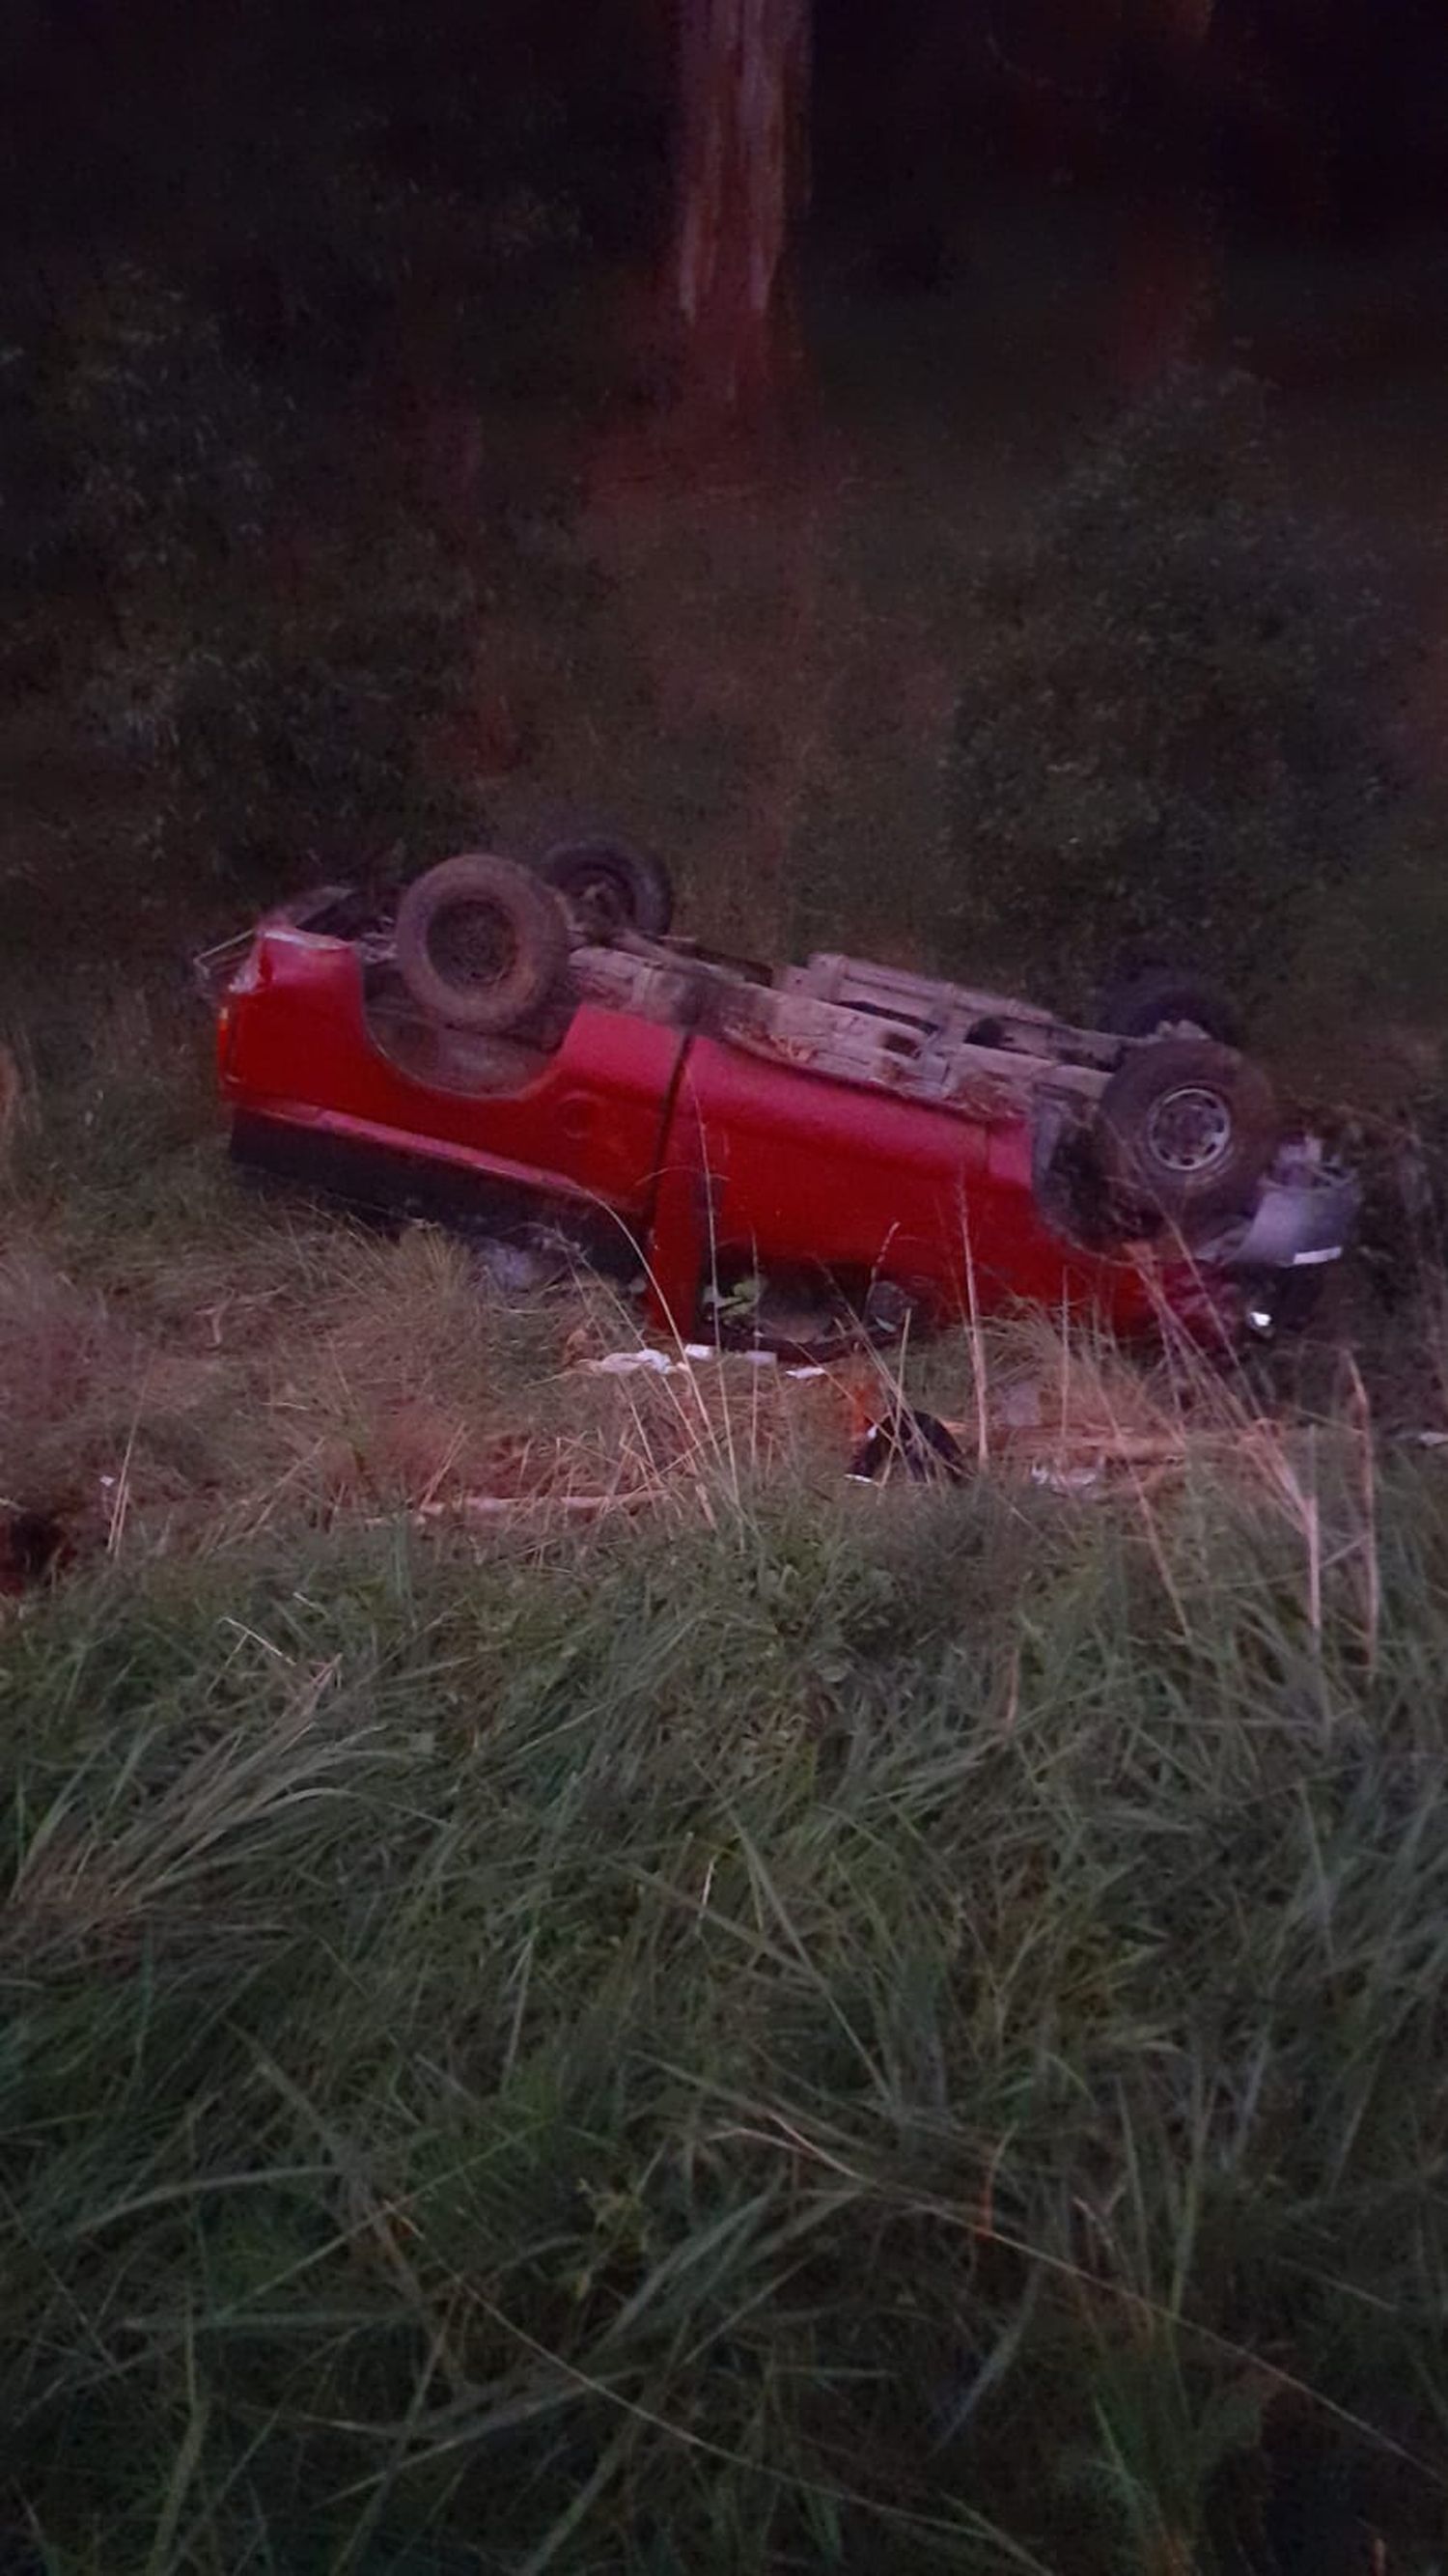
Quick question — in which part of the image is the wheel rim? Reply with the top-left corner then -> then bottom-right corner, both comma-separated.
427,900 -> 517,994
569,870 -> 629,939
1143,1082 -> 1234,1176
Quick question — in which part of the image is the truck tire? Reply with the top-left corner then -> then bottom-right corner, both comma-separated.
540,839 -> 674,941
395,854 -> 570,1033
1097,965 -> 1242,1048
1097,1039 -> 1279,1230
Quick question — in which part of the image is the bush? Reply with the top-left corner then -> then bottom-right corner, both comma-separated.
82,522 -> 490,891
941,369 -> 1406,1012
65,265 -> 278,589
58,266 -> 491,893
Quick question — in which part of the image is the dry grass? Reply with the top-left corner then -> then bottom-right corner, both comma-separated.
0,1210 -> 860,1568
0,1165 -> 1396,1626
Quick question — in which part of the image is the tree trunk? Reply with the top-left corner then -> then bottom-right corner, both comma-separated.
1114,0 -> 1220,386
669,0 -> 812,419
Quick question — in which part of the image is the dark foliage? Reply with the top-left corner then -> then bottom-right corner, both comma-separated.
0,0 -> 656,921
942,371 -> 1406,1010
46,267 -> 485,890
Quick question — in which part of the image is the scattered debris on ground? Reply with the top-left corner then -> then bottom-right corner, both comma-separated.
0,1192 -> 1430,1596
580,1343 -> 827,1381
848,1407 -> 966,1486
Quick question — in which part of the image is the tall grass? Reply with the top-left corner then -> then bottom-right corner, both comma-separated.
3,1431 -> 1448,2570
2,966 -> 1446,2571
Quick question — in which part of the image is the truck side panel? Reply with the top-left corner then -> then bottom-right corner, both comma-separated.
653,1032 -> 1163,1330
223,933 -> 687,1231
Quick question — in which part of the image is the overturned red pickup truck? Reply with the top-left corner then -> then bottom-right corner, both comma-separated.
209,842 -> 1357,1348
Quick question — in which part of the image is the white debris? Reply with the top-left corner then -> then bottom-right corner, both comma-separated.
1029,1462 -> 1103,1496
472,1239 -> 558,1293
578,1344 -> 811,1379
583,1348 -> 677,1376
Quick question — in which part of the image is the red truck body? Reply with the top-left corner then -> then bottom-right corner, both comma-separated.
219,911 -> 1217,1339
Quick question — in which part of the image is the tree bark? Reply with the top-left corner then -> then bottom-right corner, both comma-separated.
1114,0 -> 1221,386
669,0 -> 812,418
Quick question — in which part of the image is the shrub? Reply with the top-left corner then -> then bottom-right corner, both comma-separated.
941,369 -> 1406,1012
82,518 -> 488,890
60,266 -> 495,896
64,265 -> 277,590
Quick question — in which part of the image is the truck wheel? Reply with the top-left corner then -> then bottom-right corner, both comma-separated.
1097,1039 -> 1279,1230
395,854 -> 570,1033
540,839 -> 674,941
1097,965 -> 1242,1047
